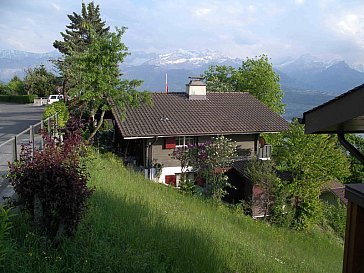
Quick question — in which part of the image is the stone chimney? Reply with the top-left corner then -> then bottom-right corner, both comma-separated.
186,76 -> 206,100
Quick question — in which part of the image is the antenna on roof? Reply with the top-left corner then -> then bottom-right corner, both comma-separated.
165,73 -> 168,93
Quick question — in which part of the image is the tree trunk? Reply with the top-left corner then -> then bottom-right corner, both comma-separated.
34,194 -> 43,230
87,110 -> 105,142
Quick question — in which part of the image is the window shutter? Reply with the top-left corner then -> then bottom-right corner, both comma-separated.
165,175 -> 176,186
165,137 -> 176,149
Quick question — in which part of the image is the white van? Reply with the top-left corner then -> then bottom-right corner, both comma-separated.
47,94 -> 64,105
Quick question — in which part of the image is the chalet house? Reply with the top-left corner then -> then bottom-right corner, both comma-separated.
110,77 -> 289,189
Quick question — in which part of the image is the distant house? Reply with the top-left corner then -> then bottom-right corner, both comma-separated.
320,181 -> 348,206
110,77 -> 289,190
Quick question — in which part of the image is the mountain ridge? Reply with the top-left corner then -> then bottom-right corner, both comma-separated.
1,48 -> 364,95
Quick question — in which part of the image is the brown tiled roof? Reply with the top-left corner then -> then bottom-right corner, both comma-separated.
113,92 -> 289,138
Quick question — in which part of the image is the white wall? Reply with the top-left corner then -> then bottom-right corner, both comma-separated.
145,166 -> 193,186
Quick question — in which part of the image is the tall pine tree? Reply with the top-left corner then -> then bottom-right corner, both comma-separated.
53,2 -> 110,100
53,3 -> 150,141
53,2 -> 110,55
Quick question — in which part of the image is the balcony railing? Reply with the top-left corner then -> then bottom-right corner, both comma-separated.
258,145 -> 272,160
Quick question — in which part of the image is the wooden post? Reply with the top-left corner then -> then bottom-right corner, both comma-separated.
343,184 -> 364,273
40,120 -> 44,150
13,136 -> 17,162
47,118 -> 51,134
30,125 -> 35,158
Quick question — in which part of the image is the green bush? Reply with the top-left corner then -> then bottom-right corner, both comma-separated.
0,95 -> 37,103
43,101 -> 69,128
0,206 -> 13,266
321,200 -> 347,238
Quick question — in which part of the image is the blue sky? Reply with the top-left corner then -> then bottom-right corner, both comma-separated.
1,0 -> 364,64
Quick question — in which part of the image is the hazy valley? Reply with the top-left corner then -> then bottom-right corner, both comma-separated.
1,49 -> 364,119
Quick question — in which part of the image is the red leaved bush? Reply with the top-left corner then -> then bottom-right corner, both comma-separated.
8,117 -> 93,243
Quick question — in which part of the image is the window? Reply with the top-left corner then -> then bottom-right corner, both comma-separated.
176,136 -> 195,147
165,175 -> 176,186
176,172 -> 195,187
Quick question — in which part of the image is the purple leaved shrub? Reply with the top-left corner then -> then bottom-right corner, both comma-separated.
8,117 -> 93,244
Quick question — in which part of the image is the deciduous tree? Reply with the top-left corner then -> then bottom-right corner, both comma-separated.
53,1 -> 110,99
24,65 -> 59,97
202,55 -> 284,114
172,136 -> 237,199
273,119 -> 350,229
6,76 -> 25,95
62,27 -> 150,141
345,134 -> 364,183
54,3 -> 150,141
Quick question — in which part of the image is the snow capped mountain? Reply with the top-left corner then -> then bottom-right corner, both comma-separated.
0,49 -> 60,82
276,54 -> 364,94
276,54 -> 326,73
350,63 -> 364,73
125,49 -> 242,68
0,49 -> 60,59
1,48 -> 364,95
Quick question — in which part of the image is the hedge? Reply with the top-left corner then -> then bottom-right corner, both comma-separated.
0,95 -> 37,104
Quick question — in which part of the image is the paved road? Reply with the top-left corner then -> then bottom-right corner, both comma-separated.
0,103 -> 45,203
0,102 -> 45,143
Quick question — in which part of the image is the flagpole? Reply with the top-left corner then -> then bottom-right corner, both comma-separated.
165,73 -> 168,93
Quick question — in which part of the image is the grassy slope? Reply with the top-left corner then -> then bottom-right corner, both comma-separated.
6,154 -> 343,273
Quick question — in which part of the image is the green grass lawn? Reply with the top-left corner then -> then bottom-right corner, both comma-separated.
4,153 -> 344,273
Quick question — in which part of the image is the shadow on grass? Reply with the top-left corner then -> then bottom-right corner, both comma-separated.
70,189 -> 227,272
60,188 -> 233,273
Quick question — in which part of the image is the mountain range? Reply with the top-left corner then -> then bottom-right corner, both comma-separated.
1,49 -> 364,119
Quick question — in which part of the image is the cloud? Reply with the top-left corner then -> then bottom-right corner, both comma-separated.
0,0 -> 364,64
295,0 -> 305,5
336,14 -> 363,37
194,8 -> 211,16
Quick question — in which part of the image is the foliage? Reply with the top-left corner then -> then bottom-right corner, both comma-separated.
53,2 -> 110,55
273,119 -> 350,229
55,8 -> 150,141
202,65 -> 236,92
0,95 -> 37,103
320,200 -> 347,238
0,82 -> 10,95
172,136 -> 237,200
345,134 -> 364,183
0,206 -> 13,266
43,101 -> 70,128
8,123 -> 93,244
269,181 -> 295,228
5,154 -> 344,273
24,65 -> 59,97
6,76 -> 25,95
178,179 -> 198,195
246,159 -> 281,219
235,55 -> 284,114
53,2 -> 111,102
202,55 -> 284,114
